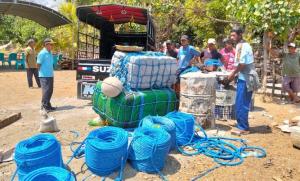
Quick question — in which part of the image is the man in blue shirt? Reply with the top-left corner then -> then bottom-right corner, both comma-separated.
177,35 -> 201,74
228,28 -> 259,135
37,38 -> 56,112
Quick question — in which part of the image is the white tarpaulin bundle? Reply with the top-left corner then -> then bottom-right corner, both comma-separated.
110,51 -> 177,90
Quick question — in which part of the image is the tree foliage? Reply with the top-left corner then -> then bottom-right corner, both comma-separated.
1,0 -> 299,56
226,0 -> 300,40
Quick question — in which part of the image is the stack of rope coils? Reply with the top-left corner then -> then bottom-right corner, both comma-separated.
128,127 -> 171,179
85,127 -> 128,179
22,167 -> 75,181
165,111 -> 195,146
140,116 -> 176,151
13,134 -> 63,180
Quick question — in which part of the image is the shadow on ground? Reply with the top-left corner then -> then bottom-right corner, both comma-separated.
215,123 -> 232,132
253,106 -> 266,112
250,125 -> 272,134
56,106 -> 77,111
56,104 -> 90,111
163,155 -> 182,176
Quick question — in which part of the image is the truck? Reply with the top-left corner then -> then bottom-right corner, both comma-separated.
76,4 -> 156,99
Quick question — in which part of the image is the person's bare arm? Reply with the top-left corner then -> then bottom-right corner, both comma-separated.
220,56 -> 225,64
37,64 -> 41,69
228,63 -> 246,81
205,66 -> 214,72
26,54 -> 29,65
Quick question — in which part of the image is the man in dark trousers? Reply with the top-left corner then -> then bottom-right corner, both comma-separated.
25,39 -> 40,88
37,38 -> 56,112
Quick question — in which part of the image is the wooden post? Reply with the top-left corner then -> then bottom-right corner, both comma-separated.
262,31 -> 269,101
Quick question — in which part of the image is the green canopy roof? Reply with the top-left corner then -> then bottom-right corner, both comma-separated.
0,0 -> 71,28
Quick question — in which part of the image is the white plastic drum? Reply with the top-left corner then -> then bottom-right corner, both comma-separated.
180,72 -> 217,96
179,94 -> 215,114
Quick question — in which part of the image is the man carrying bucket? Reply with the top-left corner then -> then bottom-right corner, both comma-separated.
227,28 -> 260,135
37,38 -> 56,112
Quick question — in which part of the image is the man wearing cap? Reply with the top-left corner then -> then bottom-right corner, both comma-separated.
165,40 -> 178,58
282,43 -> 300,103
177,35 -> 201,74
37,38 -> 56,112
25,39 -> 40,88
200,38 -> 223,72
228,28 -> 260,135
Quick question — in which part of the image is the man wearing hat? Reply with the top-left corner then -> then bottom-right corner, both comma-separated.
200,38 -> 223,72
177,35 -> 201,74
282,42 -> 300,103
25,39 -> 40,88
37,38 -> 56,112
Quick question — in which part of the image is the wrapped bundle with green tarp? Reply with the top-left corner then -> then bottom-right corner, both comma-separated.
92,82 -> 177,128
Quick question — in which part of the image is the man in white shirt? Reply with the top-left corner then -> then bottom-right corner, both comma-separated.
228,28 -> 260,135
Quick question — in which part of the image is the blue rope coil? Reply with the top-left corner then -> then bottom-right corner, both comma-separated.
23,167 -> 75,181
165,111 -> 267,168
14,134 -> 63,180
85,126 -> 128,178
165,111 -> 195,146
128,127 -> 171,174
140,116 -> 176,151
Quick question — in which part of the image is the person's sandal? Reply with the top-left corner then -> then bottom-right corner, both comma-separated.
294,99 -> 300,104
231,129 -> 250,136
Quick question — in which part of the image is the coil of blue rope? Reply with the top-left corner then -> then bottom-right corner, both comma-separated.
12,134 -> 63,181
165,111 -> 195,146
85,126 -> 128,180
128,127 -> 171,181
23,167 -> 75,181
140,115 -> 176,151
165,111 -> 266,166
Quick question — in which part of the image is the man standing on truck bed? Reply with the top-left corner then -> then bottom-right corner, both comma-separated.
37,38 -> 56,112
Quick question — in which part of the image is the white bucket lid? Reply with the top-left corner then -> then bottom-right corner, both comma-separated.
180,72 -> 216,78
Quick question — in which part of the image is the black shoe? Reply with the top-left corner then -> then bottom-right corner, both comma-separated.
48,106 -> 57,111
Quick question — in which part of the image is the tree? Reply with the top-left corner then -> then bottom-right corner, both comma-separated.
184,0 -> 233,46
227,0 -> 300,100
51,2 -> 78,58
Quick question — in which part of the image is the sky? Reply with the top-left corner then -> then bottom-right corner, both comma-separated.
24,0 -> 65,10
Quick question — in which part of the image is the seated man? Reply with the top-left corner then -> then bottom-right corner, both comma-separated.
200,38 -> 223,71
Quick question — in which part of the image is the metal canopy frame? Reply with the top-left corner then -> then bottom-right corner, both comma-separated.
0,0 -> 71,29
76,4 -> 156,60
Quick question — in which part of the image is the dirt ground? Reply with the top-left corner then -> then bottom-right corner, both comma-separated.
0,70 -> 299,181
